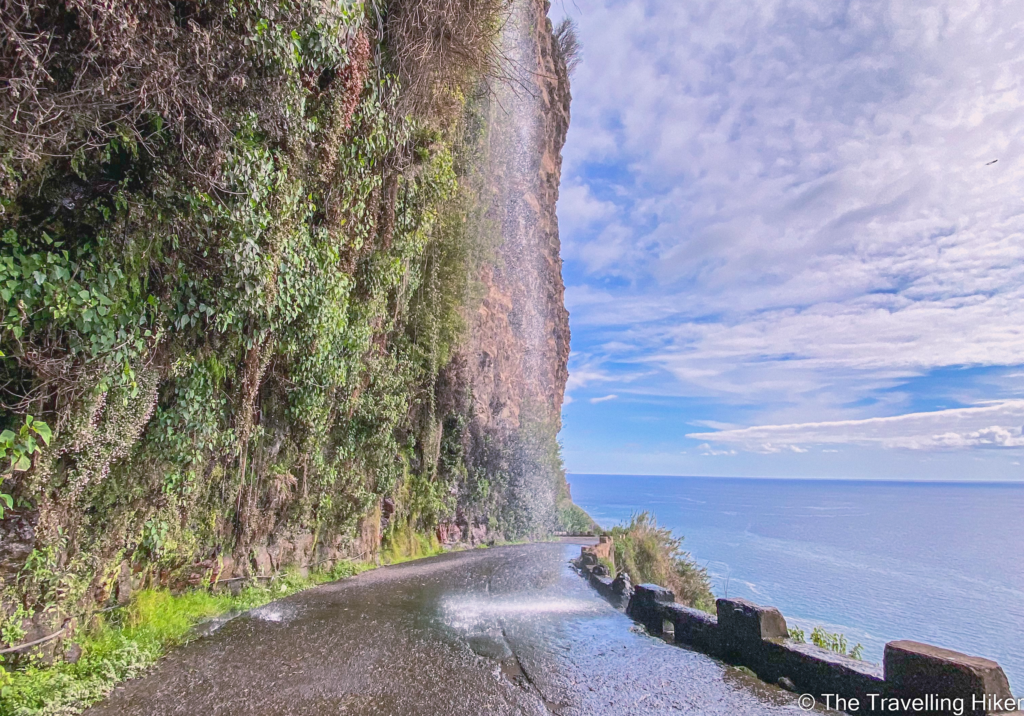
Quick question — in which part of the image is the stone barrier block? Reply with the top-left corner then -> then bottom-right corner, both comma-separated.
609,572 -> 633,610
627,584 -> 676,633
592,536 -> 613,561
577,560 -> 629,609
884,641 -> 1015,716
716,598 -> 788,662
591,573 -> 615,600
661,602 -> 720,655
717,598 -> 787,642
760,640 -> 884,714
635,583 -> 675,603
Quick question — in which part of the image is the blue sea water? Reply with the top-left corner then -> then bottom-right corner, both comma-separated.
568,474 -> 1024,691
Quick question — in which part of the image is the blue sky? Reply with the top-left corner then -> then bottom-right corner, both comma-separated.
549,0 -> 1024,480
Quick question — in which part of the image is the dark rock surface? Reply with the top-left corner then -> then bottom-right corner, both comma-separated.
636,583 -> 675,604
627,583 -> 676,633
84,542 -> 816,716
0,510 -> 36,582
611,571 -> 631,595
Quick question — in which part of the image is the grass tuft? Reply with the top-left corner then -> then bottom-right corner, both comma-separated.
382,519 -> 446,564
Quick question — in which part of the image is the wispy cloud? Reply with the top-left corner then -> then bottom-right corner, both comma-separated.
689,420 -> 740,430
687,401 -> 1024,452
565,356 -> 616,391
698,443 -> 738,457
590,394 -> 619,404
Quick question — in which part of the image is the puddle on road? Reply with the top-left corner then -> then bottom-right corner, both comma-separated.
190,601 -> 303,639
249,602 -> 301,624
466,628 -> 513,659
439,596 -> 600,632
191,610 -> 244,638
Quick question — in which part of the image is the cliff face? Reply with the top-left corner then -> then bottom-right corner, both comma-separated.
466,0 -> 571,436
0,0 -> 573,655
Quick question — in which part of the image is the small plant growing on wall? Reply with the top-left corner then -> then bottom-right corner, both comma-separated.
789,625 -> 864,660
0,414 -> 51,517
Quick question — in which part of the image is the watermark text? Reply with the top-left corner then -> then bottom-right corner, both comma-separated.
797,693 -> 1024,714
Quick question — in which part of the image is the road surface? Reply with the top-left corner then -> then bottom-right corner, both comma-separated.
86,541 -> 813,715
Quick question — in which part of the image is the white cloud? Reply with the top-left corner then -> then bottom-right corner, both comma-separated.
590,394 -> 619,404
698,443 -> 738,456
687,400 -> 1024,452
689,420 -> 740,430
565,358 -> 615,391
555,0 -> 1024,422
558,181 -> 618,232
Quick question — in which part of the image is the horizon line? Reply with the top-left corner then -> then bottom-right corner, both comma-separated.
566,472 -> 1024,485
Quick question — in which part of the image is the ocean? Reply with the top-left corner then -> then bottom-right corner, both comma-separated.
568,474 -> 1024,691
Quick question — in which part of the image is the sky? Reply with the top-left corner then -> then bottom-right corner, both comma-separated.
548,0 -> 1024,480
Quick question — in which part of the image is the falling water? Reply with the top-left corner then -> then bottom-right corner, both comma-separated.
492,4 -> 549,394
467,0 -> 572,532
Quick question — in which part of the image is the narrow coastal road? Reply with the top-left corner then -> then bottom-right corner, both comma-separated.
85,541 -> 813,715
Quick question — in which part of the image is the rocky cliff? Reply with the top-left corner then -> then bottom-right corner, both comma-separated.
466,0 -> 572,436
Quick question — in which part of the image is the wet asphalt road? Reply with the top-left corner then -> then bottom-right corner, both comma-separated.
85,541 -> 816,715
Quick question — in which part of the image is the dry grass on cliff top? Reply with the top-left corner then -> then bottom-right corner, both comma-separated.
608,512 -> 715,613
380,0 -> 514,121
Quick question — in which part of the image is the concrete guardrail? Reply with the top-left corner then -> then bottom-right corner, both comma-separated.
576,546 -> 1018,716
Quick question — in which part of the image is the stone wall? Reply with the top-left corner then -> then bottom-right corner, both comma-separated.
576,553 -> 1019,716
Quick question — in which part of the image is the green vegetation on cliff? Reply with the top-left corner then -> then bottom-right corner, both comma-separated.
0,0 -> 576,693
